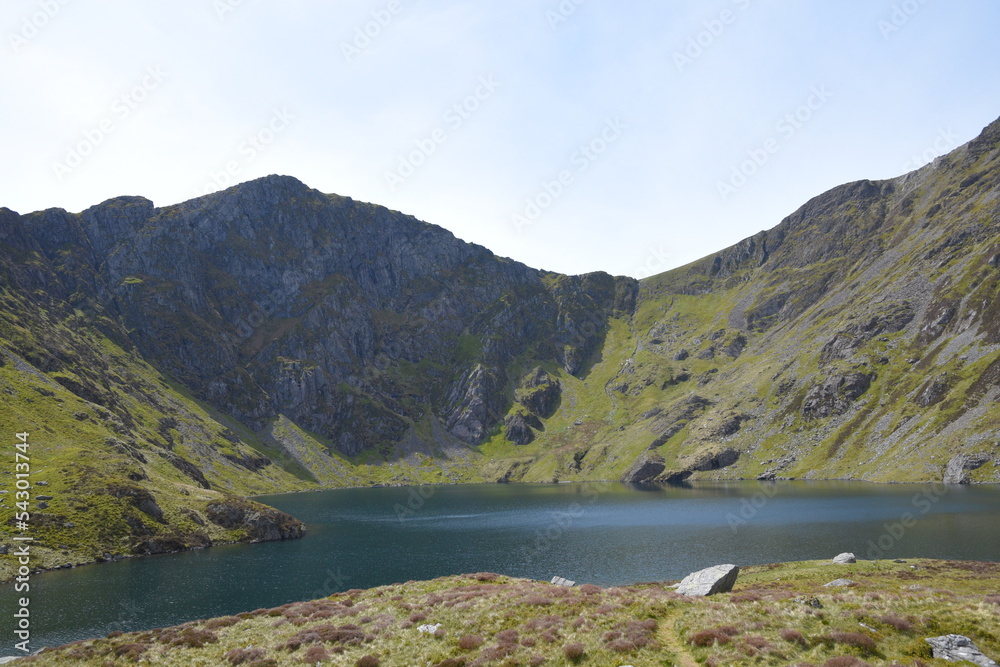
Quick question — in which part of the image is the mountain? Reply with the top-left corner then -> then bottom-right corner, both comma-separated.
2,116 -> 999,574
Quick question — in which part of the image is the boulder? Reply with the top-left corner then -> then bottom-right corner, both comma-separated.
823,578 -> 856,587
833,552 -> 857,564
504,412 -> 536,445
550,576 -> 575,587
925,634 -> 998,666
676,564 -> 739,596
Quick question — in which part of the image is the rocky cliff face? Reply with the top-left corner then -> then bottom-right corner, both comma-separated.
2,116 -> 1000,572
7,176 -> 636,457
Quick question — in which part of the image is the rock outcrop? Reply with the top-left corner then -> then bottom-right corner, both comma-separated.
205,498 -> 306,542
621,452 -> 666,483
943,454 -> 993,484
925,634 -> 998,666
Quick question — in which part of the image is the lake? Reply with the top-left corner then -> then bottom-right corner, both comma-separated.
3,480 -> 1000,653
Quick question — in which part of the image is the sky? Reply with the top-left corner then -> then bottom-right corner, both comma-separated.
2,1 -> 999,279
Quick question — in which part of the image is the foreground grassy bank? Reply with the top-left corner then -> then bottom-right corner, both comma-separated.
13,558 -> 1000,666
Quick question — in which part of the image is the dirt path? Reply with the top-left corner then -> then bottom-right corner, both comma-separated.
658,611 -> 699,667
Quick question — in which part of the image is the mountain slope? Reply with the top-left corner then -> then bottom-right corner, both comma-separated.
502,115 -> 1000,484
2,116 -> 1000,575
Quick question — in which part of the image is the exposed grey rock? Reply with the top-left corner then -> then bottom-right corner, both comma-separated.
943,453 -> 992,484
550,576 -> 575,587
919,306 -> 957,343
712,414 -> 752,437
915,374 -> 952,407
690,448 -> 741,472
516,367 -> 561,418
36,495 -> 53,501
205,498 -> 305,541
37,501 -> 49,509
833,552 -> 857,564
647,395 -> 712,448
443,364 -> 506,443
504,412 -> 536,445
925,634 -> 998,666
621,452 -> 665,483
672,349 -> 689,361
696,346 -> 716,360
0,545 -> 8,555
723,334 -> 747,358
823,578 -> 856,587
819,303 -> 914,363
802,372 -> 875,419
676,564 -> 739,596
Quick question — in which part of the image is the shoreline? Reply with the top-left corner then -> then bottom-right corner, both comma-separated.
2,476 -> 988,585
7,557 -> 1000,665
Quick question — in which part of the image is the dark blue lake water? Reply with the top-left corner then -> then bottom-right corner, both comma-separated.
3,480 -> 999,654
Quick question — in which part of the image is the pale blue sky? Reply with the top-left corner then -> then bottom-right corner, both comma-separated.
2,1 -> 999,277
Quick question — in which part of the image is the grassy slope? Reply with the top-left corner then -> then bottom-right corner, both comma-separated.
479,126 -> 1000,486
19,559 -> 1000,666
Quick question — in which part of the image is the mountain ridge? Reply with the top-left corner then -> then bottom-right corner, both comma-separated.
2,115 -> 999,576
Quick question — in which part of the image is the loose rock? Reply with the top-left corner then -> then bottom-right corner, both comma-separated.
925,634 -> 998,666
676,564 -> 739,596
824,578 -> 856,587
